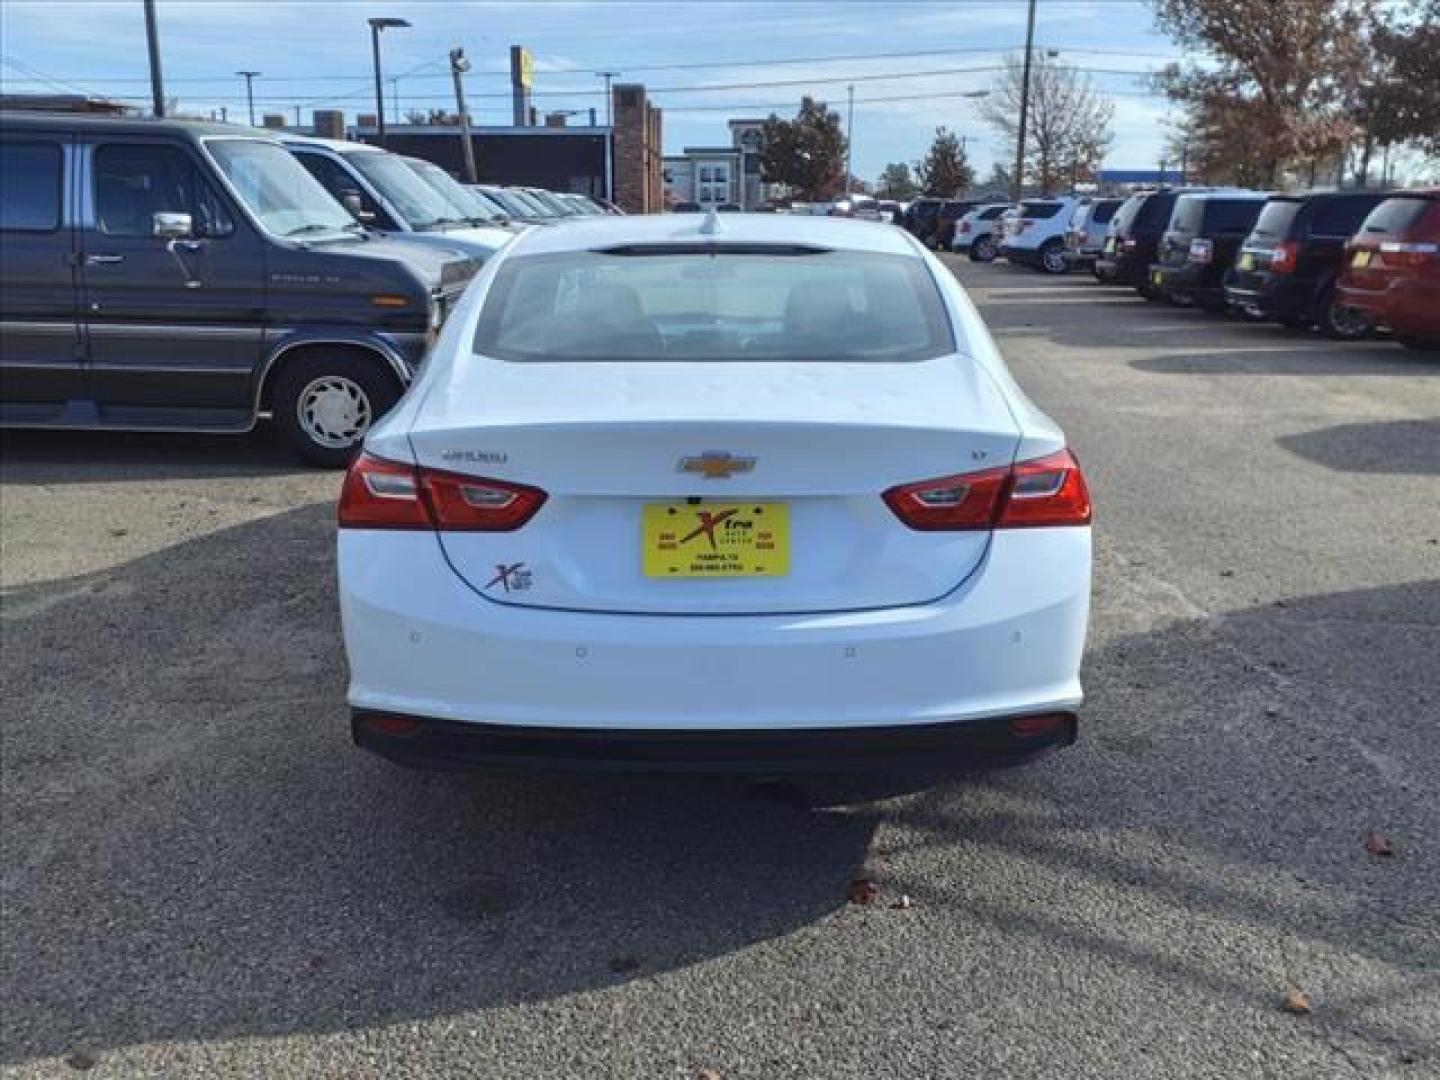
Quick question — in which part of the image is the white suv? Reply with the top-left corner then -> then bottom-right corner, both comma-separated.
951,203 -> 1014,262
1000,196 -> 1085,274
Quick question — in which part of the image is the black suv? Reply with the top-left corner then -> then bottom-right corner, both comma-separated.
0,113 -> 478,465
933,199 -> 982,250
906,198 -> 943,245
1149,192 -> 1269,312
1223,191 -> 1388,338
1096,189 -> 1200,296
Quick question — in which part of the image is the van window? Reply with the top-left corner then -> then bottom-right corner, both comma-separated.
295,151 -> 395,229
980,205 -> 1010,220
95,144 -> 234,238
0,141 -> 62,232
1204,199 -> 1265,234
1089,201 -> 1120,225
1135,194 -> 1177,230
1168,196 -> 1206,234
1308,196 -> 1382,238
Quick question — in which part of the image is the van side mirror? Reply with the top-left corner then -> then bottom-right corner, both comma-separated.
152,212 -> 193,239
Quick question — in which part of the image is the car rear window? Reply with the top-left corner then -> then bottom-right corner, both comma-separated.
1109,194 -> 1148,234
1089,200 -> 1120,224
980,205 -> 1010,220
1307,196 -> 1384,238
1020,201 -> 1063,219
474,248 -> 955,363
1356,196 -> 1434,237
1168,196 -> 1206,234
1251,199 -> 1302,241
1204,198 -> 1266,234
1135,194 -> 1177,230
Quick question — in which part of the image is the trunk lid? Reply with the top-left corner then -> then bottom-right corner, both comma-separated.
408,356 -> 1021,614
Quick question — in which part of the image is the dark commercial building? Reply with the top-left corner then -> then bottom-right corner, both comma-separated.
352,124 -> 611,199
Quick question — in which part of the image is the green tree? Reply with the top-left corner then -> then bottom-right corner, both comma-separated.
759,97 -> 848,200
875,162 -> 917,199
913,128 -> 975,196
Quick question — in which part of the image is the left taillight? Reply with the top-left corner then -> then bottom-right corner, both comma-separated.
883,448 -> 1092,531
338,453 -> 547,531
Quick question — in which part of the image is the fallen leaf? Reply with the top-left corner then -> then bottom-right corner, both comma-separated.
65,1051 -> 97,1071
1281,986 -> 1311,1015
1365,832 -> 1395,857
891,894 -> 914,910
696,1070 -> 722,1080
847,878 -> 879,905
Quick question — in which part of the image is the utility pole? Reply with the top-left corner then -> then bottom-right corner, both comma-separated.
1013,0 -> 1037,202
293,105 -> 301,127
450,47 -> 479,183
143,0 -> 166,117
596,70 -> 620,126
845,83 -> 855,196
391,76 -> 401,124
236,70 -> 259,126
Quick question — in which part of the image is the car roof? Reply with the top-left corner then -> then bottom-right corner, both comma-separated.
503,212 -> 920,257
0,111 -> 265,140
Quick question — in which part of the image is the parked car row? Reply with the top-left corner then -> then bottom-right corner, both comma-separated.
0,111 -> 617,465
953,185 -> 1439,350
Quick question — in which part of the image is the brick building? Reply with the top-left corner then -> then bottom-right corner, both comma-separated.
611,83 -> 663,214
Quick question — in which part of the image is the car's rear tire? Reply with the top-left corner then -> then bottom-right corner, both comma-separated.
1039,240 -> 1068,275
1318,289 -> 1372,340
970,235 -> 998,263
270,350 -> 403,468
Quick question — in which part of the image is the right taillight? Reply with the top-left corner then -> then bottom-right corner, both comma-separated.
1269,240 -> 1299,274
883,448 -> 1092,531
338,452 -> 547,531
1378,240 -> 1439,267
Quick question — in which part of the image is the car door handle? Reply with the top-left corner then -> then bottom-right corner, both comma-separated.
84,254 -> 125,265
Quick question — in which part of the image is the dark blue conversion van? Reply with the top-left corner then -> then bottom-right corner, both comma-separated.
0,113 -> 478,465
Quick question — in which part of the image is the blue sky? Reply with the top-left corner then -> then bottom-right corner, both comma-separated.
0,0 -> 1186,180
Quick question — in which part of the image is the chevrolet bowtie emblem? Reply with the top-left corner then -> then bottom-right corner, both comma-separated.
678,452 -> 756,479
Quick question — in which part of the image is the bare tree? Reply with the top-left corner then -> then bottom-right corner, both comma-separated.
980,53 -> 1114,194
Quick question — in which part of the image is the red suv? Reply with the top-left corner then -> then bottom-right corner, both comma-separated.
1337,188 -> 1440,350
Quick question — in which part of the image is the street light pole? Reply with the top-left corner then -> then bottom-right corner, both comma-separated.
1013,0 -> 1038,202
368,16 -> 411,141
143,0 -> 166,117
235,70 -> 259,127
596,70 -> 620,126
845,83 -> 855,196
450,47 -> 479,183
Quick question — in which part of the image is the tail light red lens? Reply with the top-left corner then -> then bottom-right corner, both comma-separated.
883,448 -> 1091,531
338,453 -> 547,531
1269,241 -> 1299,274
1188,238 -> 1214,264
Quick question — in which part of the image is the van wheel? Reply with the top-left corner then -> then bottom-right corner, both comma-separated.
970,235 -> 998,263
271,351 -> 402,468
1318,290 -> 1371,340
1039,240 -> 1068,275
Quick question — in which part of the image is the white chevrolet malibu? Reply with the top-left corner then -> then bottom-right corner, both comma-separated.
337,212 -> 1091,771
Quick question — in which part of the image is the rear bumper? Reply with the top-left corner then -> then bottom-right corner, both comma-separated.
353,710 -> 1078,773
1337,277 -> 1440,338
1149,262 -> 1219,302
339,528 -> 1090,754
1095,252 -> 1145,285
1223,273 -> 1313,319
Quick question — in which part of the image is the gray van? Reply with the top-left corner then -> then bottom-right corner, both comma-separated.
0,113 -> 476,465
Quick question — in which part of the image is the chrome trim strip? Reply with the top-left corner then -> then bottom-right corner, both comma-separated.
87,362 -> 255,375
85,323 -> 264,340
0,321 -> 79,337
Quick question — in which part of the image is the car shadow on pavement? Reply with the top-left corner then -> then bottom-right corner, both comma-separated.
0,503 -> 898,1066
2,502 -> 1436,1069
0,428 -> 305,485
1131,339 -> 1436,377
1278,419 -> 1440,476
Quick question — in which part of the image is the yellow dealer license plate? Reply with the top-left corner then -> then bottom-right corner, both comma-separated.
1351,251 -> 1372,268
643,502 -> 789,578
1151,269 -> 1164,286
1238,252 -> 1255,271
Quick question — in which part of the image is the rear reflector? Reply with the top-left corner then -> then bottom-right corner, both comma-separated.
1268,241 -> 1299,274
883,448 -> 1092,531
338,453 -> 547,531
1008,713 -> 1072,738
362,713 -> 421,736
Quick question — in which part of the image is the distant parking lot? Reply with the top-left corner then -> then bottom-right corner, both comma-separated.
2,260 -> 1436,1078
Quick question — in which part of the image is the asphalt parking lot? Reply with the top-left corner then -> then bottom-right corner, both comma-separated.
2,259 -> 1437,1079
